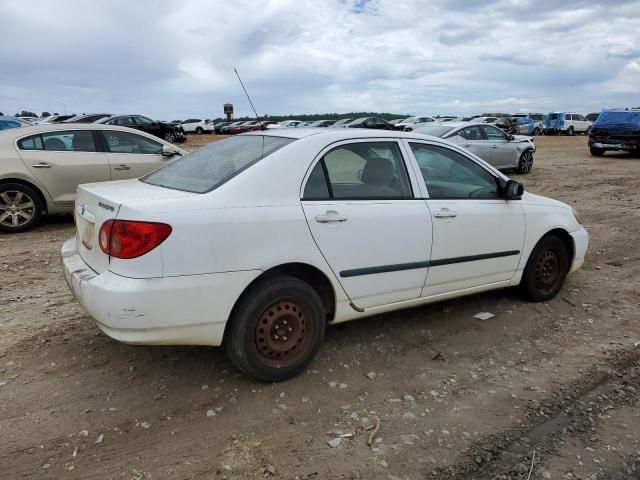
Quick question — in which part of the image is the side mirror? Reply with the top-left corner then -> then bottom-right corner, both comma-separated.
505,179 -> 524,199
162,145 -> 179,157
508,134 -> 515,141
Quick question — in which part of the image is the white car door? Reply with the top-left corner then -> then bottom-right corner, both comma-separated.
404,141 -> 525,296
98,130 -> 173,180
16,130 -> 109,207
301,140 -> 432,309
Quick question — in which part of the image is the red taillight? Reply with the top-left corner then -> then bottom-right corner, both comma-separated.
98,220 -> 172,259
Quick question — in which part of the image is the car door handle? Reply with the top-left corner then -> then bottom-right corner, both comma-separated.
113,164 -> 131,170
315,210 -> 348,223
463,143 -> 471,147
491,145 -> 499,148
32,163 -> 51,168
434,209 -> 457,218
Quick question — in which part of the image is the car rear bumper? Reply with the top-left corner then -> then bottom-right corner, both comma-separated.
589,140 -> 640,151
61,238 -> 261,347
569,226 -> 589,274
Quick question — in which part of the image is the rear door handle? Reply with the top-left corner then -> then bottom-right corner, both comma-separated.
113,164 -> 131,170
491,145 -> 499,148
434,209 -> 457,218
32,163 -> 51,168
315,210 -> 348,223
463,143 -> 471,147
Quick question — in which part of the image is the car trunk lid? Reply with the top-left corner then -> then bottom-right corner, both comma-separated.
74,179 -> 196,274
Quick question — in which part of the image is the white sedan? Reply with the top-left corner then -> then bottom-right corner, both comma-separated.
62,128 -> 589,382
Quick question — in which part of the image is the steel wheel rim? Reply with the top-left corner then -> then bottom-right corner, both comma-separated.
252,299 -> 312,368
534,249 -> 561,294
0,191 -> 35,228
520,152 -> 533,172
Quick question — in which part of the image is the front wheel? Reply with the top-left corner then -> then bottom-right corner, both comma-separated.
532,127 -> 540,136
195,127 -> 203,135
517,150 -> 534,173
590,146 -> 605,156
163,132 -> 175,143
225,276 -> 325,382
520,236 -> 569,302
566,126 -> 575,136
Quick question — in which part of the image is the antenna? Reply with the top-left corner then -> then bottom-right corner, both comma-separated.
234,68 -> 263,125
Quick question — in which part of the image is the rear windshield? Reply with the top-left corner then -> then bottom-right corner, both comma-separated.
413,125 -> 455,137
596,111 -> 640,125
142,135 -> 294,193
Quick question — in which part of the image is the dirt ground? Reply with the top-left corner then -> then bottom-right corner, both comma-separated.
1,135 -> 639,480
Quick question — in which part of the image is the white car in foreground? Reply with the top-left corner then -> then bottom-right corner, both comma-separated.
62,129 -> 588,381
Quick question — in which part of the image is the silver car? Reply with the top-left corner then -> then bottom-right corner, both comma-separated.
0,123 -> 185,233
414,122 -> 535,173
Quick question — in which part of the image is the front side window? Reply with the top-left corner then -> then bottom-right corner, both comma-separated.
134,116 -> 154,125
143,135 -> 294,193
482,125 -> 507,140
303,142 -> 412,199
107,116 -> 133,126
101,131 -> 162,154
409,143 -> 499,199
460,125 -> 485,141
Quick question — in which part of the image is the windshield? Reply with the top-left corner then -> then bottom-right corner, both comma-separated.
414,125 -> 455,137
402,117 -> 417,124
142,135 -> 295,193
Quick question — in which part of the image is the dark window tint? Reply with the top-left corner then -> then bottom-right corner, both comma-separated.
409,143 -> 499,200
18,134 -> 44,150
133,116 -> 154,125
101,131 -> 162,154
37,130 -> 97,152
143,135 -> 294,193
303,162 -> 330,199
306,142 -> 412,199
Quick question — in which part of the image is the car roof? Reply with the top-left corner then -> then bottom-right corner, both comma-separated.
0,122 -> 175,140
241,127 -> 452,141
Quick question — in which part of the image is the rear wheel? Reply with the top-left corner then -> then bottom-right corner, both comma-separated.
225,275 -> 325,382
567,126 -> 575,136
590,146 -> 605,157
0,183 -> 43,233
520,236 -> 569,302
517,150 -> 534,173
195,127 -> 203,135
533,127 -> 540,136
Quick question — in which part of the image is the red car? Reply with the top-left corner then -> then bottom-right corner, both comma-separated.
230,121 -> 262,134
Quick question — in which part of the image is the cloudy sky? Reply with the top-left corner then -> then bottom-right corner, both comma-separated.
1,0 -> 639,119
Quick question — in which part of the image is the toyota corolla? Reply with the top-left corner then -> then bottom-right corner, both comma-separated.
62,128 -> 588,382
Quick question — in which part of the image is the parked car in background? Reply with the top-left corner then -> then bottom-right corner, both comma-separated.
307,120 -> 337,127
35,115 -> 76,124
230,121 -> 265,134
389,119 -> 405,125
296,121 -> 314,128
220,121 -> 245,134
347,117 -> 397,130
268,120 -> 303,129
414,122 -> 536,173
214,122 -> 230,133
331,118 -> 354,127
512,113 -> 545,136
0,116 -> 24,131
17,116 -> 38,124
63,113 -> 113,124
395,115 -> 436,131
62,128 -> 587,382
585,113 -> 601,123
544,112 -> 591,135
180,119 -> 212,135
97,115 -> 185,143
588,108 -> 640,156
0,123 -> 185,232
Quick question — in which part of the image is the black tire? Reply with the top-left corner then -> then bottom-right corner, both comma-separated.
517,150 -> 534,174
0,183 -> 44,233
532,127 -> 540,136
566,126 -> 575,136
224,275 -> 326,382
590,146 -> 605,157
520,236 -> 569,302
195,127 -> 203,135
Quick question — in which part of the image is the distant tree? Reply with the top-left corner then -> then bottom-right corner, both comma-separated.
14,110 -> 38,117
41,111 -> 51,117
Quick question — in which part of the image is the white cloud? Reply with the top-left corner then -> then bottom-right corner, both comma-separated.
1,0 -> 639,119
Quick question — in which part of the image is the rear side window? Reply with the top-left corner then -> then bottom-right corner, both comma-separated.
18,134 -> 44,150
143,135 -> 294,193
303,142 -> 413,200
18,131 -> 96,152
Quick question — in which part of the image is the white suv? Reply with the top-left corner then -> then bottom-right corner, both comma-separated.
180,119 -> 212,134
544,112 -> 592,135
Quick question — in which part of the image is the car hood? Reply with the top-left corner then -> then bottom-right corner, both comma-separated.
520,191 -> 570,209
513,134 -> 533,142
